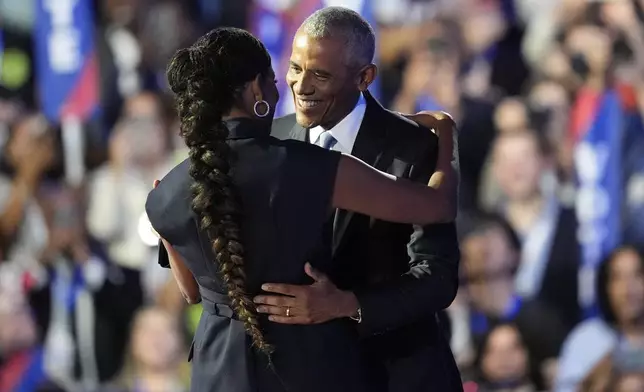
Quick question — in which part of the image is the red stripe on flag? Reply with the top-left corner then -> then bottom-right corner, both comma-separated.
61,51 -> 99,120
0,351 -> 32,391
570,87 -> 601,142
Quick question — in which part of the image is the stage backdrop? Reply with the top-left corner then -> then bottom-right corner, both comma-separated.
251,0 -> 379,117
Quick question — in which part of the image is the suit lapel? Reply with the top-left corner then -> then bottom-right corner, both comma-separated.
332,91 -> 388,254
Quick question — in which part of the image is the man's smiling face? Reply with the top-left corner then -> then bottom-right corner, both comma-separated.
286,30 -> 362,129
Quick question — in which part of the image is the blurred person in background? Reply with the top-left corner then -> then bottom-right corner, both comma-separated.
480,96 -> 562,211
452,213 -> 567,389
0,114 -> 56,263
26,183 -> 143,391
0,264 -> 59,391
565,24 -> 614,143
489,129 -> 581,330
471,322 -> 536,392
86,92 -> 175,301
525,80 -> 575,202
581,340 -> 644,392
389,14 -> 496,212
556,245 -> 644,392
108,306 -> 189,392
493,97 -> 529,135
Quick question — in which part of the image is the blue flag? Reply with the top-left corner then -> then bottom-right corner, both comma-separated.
575,90 -> 623,316
34,0 -> 99,122
252,0 -> 380,117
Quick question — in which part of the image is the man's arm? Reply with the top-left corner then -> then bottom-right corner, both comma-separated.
255,113 -> 460,332
352,112 -> 460,335
353,223 -> 460,335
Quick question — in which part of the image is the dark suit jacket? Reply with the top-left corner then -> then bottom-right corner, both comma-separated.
536,207 -> 582,330
271,92 -> 463,392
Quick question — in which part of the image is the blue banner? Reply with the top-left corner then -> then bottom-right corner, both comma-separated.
251,0 -> 380,117
575,90 -> 623,315
34,0 -> 99,121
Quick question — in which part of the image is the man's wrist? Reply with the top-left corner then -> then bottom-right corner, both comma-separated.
338,290 -> 361,319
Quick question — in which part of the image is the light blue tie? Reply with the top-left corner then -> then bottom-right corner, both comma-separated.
317,131 -> 338,150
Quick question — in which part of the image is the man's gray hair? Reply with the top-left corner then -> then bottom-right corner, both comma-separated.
300,6 -> 375,68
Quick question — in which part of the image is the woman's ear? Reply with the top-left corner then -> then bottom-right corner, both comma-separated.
250,74 -> 264,102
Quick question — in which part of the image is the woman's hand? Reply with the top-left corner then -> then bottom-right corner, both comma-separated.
402,111 -> 458,220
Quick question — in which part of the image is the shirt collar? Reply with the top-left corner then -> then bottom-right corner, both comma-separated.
309,93 -> 367,153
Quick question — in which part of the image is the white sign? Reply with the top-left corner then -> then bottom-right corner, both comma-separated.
43,0 -> 81,74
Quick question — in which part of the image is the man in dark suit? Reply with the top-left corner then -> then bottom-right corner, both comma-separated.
254,7 -> 462,392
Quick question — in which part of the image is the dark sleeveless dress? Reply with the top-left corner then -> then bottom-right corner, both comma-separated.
145,118 -> 369,392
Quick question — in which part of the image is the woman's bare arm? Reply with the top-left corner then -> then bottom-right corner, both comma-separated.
332,111 -> 457,225
160,238 -> 201,305
405,111 -> 458,219
332,154 -> 451,225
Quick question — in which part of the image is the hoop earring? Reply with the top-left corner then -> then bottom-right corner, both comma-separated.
253,100 -> 270,118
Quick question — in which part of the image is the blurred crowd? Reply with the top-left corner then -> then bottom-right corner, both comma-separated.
1,0 -> 644,391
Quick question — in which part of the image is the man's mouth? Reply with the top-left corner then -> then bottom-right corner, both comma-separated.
296,99 -> 322,109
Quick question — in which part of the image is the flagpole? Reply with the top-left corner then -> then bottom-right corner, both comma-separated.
61,116 -> 85,187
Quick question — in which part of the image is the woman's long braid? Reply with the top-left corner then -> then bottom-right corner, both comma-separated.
167,28 -> 274,358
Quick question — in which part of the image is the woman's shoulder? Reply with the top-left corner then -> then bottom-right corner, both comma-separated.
145,159 -> 192,241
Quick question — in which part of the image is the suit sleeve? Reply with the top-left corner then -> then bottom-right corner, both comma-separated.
353,130 -> 460,336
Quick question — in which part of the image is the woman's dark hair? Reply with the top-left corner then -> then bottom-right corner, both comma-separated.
165,27 -> 273,356
596,245 -> 644,325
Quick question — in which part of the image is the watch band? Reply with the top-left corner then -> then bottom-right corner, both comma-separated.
349,307 -> 362,323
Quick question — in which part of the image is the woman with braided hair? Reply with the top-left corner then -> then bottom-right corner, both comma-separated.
146,27 -> 454,392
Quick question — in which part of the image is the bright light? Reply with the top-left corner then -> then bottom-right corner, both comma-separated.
138,212 -> 159,247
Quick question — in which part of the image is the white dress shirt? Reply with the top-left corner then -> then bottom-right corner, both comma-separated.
309,93 -> 367,154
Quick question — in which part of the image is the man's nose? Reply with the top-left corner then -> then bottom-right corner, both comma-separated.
292,73 -> 314,96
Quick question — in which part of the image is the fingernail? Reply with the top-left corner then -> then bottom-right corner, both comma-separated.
268,316 -> 275,321
261,284 -> 270,290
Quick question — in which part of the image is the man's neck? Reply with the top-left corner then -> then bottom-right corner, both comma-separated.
506,193 -> 544,233
321,93 -> 361,131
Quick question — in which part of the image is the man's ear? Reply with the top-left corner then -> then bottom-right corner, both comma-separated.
357,64 -> 378,92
